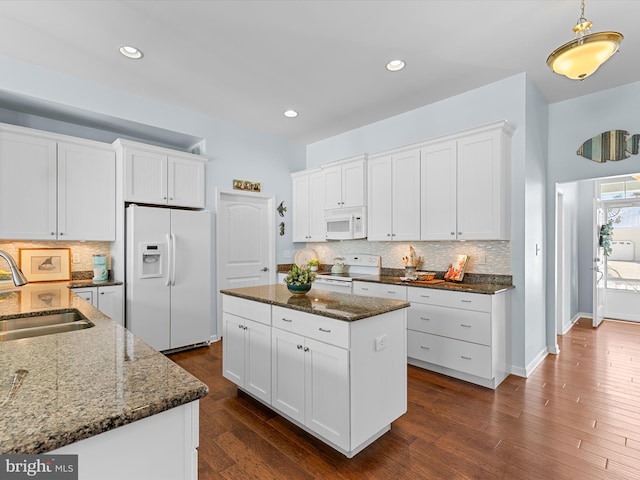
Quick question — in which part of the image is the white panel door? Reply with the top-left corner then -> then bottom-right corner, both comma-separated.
457,131 -> 501,239
304,337 -> 349,450
391,149 -> 421,241
126,206 -> 171,351
124,148 -> 167,204
271,328 -> 305,423
216,190 -> 275,337
57,141 -> 116,241
168,156 -> 205,208
170,209 -> 211,349
421,140 -> 457,240
0,131 -> 57,239
367,156 -> 393,241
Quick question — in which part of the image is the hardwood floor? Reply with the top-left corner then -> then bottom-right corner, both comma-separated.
169,318 -> 640,479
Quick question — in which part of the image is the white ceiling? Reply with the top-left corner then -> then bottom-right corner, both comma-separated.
0,0 -> 637,144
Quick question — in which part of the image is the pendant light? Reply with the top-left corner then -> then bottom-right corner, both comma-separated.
547,0 -> 622,80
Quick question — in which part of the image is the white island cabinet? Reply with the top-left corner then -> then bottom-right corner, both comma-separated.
221,286 -> 408,457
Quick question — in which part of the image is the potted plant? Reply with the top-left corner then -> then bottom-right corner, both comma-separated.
284,264 -> 316,295
307,258 -> 320,272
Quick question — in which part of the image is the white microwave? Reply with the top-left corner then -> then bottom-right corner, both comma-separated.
325,207 -> 367,240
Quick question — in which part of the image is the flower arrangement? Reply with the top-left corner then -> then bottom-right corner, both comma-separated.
599,220 -> 614,257
284,264 -> 316,285
307,258 -> 320,271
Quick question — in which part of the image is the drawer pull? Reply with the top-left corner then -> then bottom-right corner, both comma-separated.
461,355 -> 472,360
304,347 -> 310,352
460,300 -> 472,303
361,287 -> 369,290
297,344 -> 303,350
420,346 -> 430,350
318,328 -> 331,333
420,317 -> 431,321
420,295 -> 430,299
281,318 -> 293,322
387,291 -> 396,294
460,324 -> 472,328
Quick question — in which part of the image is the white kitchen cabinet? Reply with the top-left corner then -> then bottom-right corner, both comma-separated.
221,292 -> 407,457
352,281 -> 407,301
367,149 -> 420,241
0,126 -> 115,241
222,296 -> 272,404
118,140 -> 206,208
71,285 -> 124,326
406,286 -> 510,389
323,155 -> 366,210
291,169 -> 326,242
421,121 -> 512,240
271,326 -> 349,449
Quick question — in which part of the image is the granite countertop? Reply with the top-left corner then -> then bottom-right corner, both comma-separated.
0,283 -> 208,454
221,284 -> 410,321
66,279 -> 124,288
353,274 -> 514,295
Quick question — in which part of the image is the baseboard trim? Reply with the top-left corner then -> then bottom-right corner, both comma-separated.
511,346 -> 549,378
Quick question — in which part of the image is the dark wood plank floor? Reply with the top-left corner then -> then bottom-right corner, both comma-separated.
169,318 -> 640,479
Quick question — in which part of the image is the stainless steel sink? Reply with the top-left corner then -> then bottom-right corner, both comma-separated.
0,309 -> 94,342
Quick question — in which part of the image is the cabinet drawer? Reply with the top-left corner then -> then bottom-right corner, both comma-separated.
407,286 -> 491,312
222,295 -> 271,326
407,303 -> 491,345
353,281 -> 407,301
272,306 -> 349,348
408,331 -> 492,379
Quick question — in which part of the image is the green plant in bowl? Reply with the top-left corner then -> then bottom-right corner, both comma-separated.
284,264 -> 316,294
307,258 -> 320,271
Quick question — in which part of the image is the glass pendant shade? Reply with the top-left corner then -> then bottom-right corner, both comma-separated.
547,32 -> 623,80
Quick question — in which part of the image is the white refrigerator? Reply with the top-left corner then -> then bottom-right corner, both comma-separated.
126,204 -> 211,351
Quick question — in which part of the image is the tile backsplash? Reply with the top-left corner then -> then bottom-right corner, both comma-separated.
306,240 -> 511,275
0,241 -> 111,273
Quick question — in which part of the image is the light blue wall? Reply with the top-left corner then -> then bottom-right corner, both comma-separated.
546,80 -> 640,347
0,54 -> 306,336
306,73 -> 548,376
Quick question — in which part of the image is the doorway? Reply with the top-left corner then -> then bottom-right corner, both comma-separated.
215,189 -> 275,336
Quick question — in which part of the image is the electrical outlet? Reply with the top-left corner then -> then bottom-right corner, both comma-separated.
72,253 -> 80,264
375,334 -> 387,351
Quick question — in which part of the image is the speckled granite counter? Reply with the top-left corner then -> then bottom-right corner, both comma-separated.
348,275 -> 513,295
0,283 -> 208,454
221,284 -> 409,321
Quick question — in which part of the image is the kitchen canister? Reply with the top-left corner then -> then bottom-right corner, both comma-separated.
93,254 -> 108,283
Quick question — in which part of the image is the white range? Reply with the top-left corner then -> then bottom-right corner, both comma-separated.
314,254 -> 381,294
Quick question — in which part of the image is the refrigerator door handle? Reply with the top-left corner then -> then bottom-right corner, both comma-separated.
165,233 -> 172,287
171,233 -> 177,286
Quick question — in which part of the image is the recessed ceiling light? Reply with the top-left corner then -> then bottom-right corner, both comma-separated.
284,110 -> 298,118
386,59 -> 405,72
119,45 -> 144,59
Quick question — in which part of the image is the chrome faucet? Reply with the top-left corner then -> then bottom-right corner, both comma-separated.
0,250 -> 28,286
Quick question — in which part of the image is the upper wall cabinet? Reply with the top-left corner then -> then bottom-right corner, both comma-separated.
323,155 -> 366,210
117,140 -> 206,209
0,126 -> 116,241
292,169 -> 326,242
367,149 -> 421,241
420,121 -> 512,241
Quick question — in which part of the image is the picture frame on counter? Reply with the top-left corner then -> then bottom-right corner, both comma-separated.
19,247 -> 72,282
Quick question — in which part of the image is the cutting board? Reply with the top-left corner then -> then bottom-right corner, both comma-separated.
417,279 -> 445,285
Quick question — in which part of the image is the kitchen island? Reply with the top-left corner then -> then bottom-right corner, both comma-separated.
220,284 -> 409,458
0,283 -> 207,479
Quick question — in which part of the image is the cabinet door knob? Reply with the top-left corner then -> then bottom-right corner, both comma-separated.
458,232 -> 462,236
450,232 -> 455,236
59,232 -> 64,236
51,232 -> 56,236
387,233 -> 391,237
304,347 -> 310,352
260,267 -> 268,272
297,344 -> 303,350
